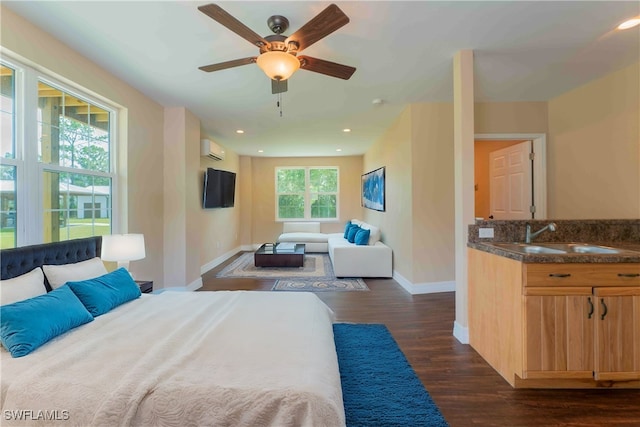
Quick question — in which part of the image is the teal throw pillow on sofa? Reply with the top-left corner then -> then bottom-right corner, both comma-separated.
67,267 -> 141,317
354,228 -> 371,246
343,220 -> 352,238
347,225 -> 360,243
0,285 -> 94,358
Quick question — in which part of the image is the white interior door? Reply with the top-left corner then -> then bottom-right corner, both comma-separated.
489,141 -> 533,219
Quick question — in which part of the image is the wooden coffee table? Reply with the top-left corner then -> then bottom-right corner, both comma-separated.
254,243 -> 306,267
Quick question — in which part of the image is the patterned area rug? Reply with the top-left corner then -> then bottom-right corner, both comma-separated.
272,279 -> 369,292
217,253 -> 329,279
217,252 -> 369,292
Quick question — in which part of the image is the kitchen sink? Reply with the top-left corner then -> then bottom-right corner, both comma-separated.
537,243 -> 620,254
492,243 -> 567,254
492,242 -> 626,255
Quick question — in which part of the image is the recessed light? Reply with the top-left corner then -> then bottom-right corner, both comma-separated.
336,148 -> 342,152
258,149 -> 264,153
618,17 -> 640,30
343,128 -> 351,133
236,129 -> 244,134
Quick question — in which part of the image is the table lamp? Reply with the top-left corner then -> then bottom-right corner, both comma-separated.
101,234 -> 146,275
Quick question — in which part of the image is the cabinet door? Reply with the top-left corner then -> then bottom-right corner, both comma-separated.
523,287 -> 594,379
594,287 -> 640,381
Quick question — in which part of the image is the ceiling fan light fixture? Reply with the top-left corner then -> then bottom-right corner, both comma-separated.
256,51 -> 300,81
618,17 -> 640,30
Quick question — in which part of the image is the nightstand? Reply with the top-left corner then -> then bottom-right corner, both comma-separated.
135,280 -> 153,294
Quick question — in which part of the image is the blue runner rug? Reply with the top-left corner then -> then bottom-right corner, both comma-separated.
334,323 -> 449,427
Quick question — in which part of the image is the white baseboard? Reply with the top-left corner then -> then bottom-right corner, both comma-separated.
393,270 -> 456,295
453,321 -> 469,344
200,246 -> 242,275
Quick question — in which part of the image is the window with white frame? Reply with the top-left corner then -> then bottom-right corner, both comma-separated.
275,167 -> 339,221
0,64 -> 17,248
0,58 -> 116,248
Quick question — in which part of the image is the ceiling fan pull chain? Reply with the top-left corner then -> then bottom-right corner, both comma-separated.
278,92 -> 283,117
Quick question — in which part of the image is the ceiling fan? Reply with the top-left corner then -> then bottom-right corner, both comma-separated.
198,3 -> 356,94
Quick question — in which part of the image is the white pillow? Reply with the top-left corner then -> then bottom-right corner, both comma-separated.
360,223 -> 381,245
42,257 -> 108,289
0,267 -> 47,306
351,219 -> 381,245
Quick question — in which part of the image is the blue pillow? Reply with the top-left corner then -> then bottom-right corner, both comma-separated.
67,268 -> 141,317
355,228 -> 371,246
0,285 -> 94,358
347,225 -> 360,243
343,221 -> 352,238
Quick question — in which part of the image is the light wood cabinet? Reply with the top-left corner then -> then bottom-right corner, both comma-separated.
523,288 -> 594,379
593,287 -> 640,381
469,248 -> 640,388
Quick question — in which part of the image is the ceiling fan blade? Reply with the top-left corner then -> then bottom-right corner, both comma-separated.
286,4 -> 349,53
198,4 -> 270,49
271,79 -> 288,94
199,57 -> 256,72
298,56 -> 356,80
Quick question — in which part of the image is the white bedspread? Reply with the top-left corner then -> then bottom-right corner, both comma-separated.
1,291 -> 345,427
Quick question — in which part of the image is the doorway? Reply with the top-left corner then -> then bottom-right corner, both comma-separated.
474,133 -> 547,220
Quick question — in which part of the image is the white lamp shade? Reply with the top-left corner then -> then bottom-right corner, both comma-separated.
101,234 -> 146,262
256,51 -> 300,81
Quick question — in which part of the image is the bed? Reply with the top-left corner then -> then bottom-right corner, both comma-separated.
0,237 -> 345,426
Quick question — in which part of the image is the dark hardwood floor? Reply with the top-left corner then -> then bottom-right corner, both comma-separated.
201,253 -> 640,427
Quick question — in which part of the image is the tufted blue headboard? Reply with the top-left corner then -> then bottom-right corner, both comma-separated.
0,237 -> 102,291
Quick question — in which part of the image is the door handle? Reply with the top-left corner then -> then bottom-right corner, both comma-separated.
587,297 -> 594,319
600,298 -> 608,320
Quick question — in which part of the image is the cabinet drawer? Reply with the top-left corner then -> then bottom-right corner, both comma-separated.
524,263 -> 640,287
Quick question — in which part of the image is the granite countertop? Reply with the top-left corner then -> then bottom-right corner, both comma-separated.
467,219 -> 640,263
468,241 -> 640,263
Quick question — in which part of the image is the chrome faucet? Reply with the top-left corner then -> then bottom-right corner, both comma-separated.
525,222 -> 557,244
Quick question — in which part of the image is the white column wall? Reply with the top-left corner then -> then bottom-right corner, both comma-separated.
453,50 -> 475,344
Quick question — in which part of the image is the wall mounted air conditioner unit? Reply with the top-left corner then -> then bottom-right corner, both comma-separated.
201,139 -> 225,161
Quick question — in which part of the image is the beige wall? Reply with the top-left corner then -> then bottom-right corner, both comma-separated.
163,108 -> 188,286
364,107 -> 413,280
185,110 -> 202,284
363,103 -> 456,286
547,61 -> 640,219
411,104 -> 455,284
474,140 -> 524,219
1,6 -> 165,284
238,156 -> 254,247
162,107 -> 205,288
475,102 -> 548,134
199,145 -> 241,265
247,156 -> 363,246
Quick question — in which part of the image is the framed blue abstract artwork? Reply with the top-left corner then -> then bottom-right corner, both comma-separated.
362,167 -> 385,212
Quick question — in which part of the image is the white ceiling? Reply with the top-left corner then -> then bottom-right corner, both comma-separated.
5,1 -> 639,157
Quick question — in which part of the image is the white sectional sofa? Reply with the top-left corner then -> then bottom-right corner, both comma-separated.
277,222 -> 330,252
277,220 -> 393,278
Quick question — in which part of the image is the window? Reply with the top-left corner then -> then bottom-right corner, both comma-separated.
0,58 -> 116,248
1,65 -> 17,248
38,81 -> 113,244
276,167 -> 338,220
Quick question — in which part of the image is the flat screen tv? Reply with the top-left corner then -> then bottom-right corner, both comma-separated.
203,168 -> 236,208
